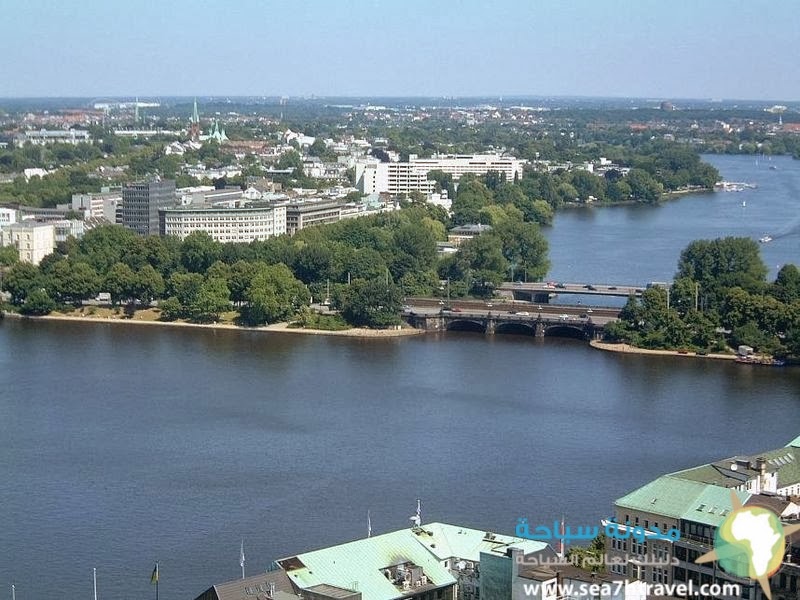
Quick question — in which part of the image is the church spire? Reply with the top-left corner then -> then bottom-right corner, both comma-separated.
192,98 -> 199,124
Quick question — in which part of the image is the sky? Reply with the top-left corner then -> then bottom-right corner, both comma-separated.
1,0 -> 798,100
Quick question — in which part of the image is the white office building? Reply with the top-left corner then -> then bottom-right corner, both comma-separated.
17,129 -> 91,146
158,205 -> 287,243
356,154 -> 526,195
72,190 -> 123,222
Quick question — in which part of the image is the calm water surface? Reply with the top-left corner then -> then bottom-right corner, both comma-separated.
1,155 -> 799,599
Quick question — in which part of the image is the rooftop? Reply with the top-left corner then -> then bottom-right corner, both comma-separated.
278,522 -> 545,600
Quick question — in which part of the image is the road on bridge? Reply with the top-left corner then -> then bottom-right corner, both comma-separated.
404,298 -> 619,326
497,281 -> 644,297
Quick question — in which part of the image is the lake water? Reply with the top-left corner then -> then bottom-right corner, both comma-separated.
1,154 -> 799,600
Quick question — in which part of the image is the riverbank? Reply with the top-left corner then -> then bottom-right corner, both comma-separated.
0,310 -> 424,338
589,340 -> 736,361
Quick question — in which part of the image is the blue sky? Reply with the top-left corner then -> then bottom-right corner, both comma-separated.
1,0 -> 798,100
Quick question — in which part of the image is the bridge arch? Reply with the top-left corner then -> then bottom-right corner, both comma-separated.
543,324 -> 589,340
495,321 -> 537,336
446,319 -> 487,333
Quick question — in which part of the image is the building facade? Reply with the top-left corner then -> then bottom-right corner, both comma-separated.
356,154 -> 525,195
121,180 -> 176,236
606,435 -> 800,600
159,205 -> 287,242
17,129 -> 91,146
284,201 -> 342,235
0,207 -> 17,227
71,189 -> 123,222
0,221 -> 55,265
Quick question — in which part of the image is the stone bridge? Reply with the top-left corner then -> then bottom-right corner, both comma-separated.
402,310 -> 605,340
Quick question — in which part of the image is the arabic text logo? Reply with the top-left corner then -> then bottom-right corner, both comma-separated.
696,491 -> 800,600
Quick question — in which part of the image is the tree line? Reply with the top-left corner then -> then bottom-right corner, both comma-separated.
1,203 -> 549,327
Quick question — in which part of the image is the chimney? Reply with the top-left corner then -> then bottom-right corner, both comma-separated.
756,457 -> 766,474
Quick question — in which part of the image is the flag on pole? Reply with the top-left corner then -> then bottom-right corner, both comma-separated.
150,562 -> 159,584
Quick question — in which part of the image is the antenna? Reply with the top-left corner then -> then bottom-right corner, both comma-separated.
410,498 -> 422,527
368,510 -> 372,538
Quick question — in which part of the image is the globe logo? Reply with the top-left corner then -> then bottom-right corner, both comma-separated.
696,491 -> 800,600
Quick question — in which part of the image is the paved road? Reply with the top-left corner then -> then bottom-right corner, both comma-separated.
403,299 -> 618,326
497,281 -> 645,297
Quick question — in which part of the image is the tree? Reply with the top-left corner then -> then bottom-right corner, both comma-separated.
0,245 -> 19,266
451,177 -> 493,225
180,231 -> 222,273
491,220 -> 550,282
133,264 -> 165,305
167,272 -> 204,307
2,262 -> 42,305
676,237 -> 767,309
455,233 -> 508,296
158,296 -> 182,321
50,260 -> 100,305
772,264 -> 800,303
339,279 -> 403,328
240,264 -> 310,325
76,225 -> 140,273
20,288 -> 55,315
103,262 -> 136,305
189,277 -> 230,323
626,168 -> 664,203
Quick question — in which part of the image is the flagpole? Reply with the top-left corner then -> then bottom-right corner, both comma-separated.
240,539 -> 245,580
93,567 -> 97,600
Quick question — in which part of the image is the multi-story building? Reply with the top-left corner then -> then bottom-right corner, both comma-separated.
0,207 -> 17,227
355,159 -> 436,196
0,221 -> 55,265
17,129 -> 91,146
606,434 -> 800,600
159,204 -> 287,243
355,154 -> 525,195
284,201 -> 342,235
71,188 -> 123,222
410,154 -> 526,182
121,179 -> 176,236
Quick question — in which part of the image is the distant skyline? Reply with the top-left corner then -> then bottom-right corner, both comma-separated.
1,0 -> 798,101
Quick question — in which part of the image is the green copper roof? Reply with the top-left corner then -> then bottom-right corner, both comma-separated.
279,523 -> 547,600
411,523 -> 549,561
280,527 -> 455,600
685,484 -> 748,526
787,434 -> 800,448
616,475 -> 749,526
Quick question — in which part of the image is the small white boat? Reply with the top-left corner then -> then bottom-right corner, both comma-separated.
759,235 -> 773,243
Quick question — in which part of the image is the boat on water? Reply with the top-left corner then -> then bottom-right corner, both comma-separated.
760,235 -> 773,243
770,165 -> 778,170
735,356 -> 786,367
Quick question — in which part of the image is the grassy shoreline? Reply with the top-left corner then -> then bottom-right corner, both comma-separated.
590,340 -> 736,360
1,310 -> 424,338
